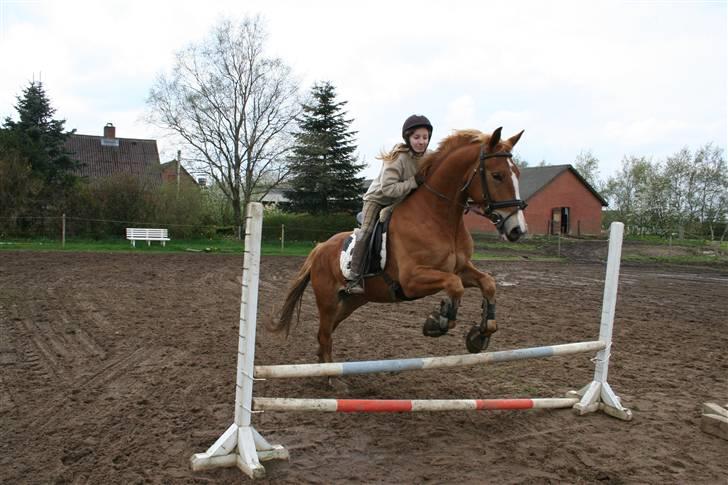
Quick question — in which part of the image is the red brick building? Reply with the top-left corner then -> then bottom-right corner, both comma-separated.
465,164 -> 607,236
160,160 -> 199,187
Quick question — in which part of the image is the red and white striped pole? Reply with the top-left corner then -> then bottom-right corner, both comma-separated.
254,397 -> 580,413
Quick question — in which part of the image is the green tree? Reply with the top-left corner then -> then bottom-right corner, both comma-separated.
601,145 -> 727,239
662,147 -> 695,236
1,81 -> 77,210
573,149 -> 602,191
285,82 -> 364,214
0,140 -> 42,230
602,155 -> 656,232
692,143 -> 727,240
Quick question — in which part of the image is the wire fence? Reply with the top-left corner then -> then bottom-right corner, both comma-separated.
1,215 -> 724,263
0,214 -> 358,245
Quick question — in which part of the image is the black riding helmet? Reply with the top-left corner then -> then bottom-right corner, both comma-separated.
402,114 -> 433,146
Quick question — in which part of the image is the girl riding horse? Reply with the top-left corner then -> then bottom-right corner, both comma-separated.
269,127 -> 527,365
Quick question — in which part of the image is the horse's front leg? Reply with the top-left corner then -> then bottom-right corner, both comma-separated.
422,296 -> 459,337
400,269 -> 465,338
459,261 -> 498,353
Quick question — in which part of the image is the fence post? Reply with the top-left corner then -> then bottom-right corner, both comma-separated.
557,230 -> 561,257
62,213 -> 66,248
281,224 -> 285,252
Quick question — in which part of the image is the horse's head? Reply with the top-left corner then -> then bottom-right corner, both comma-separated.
464,127 -> 528,242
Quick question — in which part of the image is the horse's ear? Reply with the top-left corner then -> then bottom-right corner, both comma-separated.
489,127 -> 503,151
507,130 -> 525,148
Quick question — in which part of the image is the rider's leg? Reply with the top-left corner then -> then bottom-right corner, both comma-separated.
346,201 -> 383,294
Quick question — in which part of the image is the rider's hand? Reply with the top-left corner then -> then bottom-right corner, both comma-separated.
414,173 -> 426,186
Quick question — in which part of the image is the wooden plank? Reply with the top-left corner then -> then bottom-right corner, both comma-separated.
700,413 -> 728,441
702,402 -> 728,419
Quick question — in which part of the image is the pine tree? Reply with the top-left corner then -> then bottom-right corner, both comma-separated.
285,82 -> 364,214
1,81 -> 77,209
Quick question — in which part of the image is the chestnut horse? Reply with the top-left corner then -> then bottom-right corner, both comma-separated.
269,127 -> 527,364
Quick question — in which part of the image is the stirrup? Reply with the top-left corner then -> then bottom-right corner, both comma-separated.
345,279 -> 365,295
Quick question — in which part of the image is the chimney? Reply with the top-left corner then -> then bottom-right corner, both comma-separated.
100,123 -> 119,147
103,123 -> 116,139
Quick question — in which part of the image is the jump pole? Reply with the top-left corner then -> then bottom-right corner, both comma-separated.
190,204 -> 631,479
253,397 -> 580,412
254,340 -> 607,378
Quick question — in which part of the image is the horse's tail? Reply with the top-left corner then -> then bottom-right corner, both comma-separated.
267,243 -> 322,337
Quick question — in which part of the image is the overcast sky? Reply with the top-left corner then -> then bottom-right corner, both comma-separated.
1,0 -> 725,180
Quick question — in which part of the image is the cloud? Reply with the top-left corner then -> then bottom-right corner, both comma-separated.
443,95 -> 478,132
603,118 -> 690,146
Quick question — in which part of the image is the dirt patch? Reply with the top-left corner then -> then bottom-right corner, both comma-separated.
1,252 -> 727,483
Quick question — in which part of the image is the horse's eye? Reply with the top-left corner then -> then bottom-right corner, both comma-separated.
492,172 -> 504,182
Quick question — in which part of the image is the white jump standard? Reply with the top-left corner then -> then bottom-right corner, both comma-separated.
190,204 -> 286,478
190,203 -> 632,479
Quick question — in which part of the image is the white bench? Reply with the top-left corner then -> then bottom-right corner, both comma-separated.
126,228 -> 171,247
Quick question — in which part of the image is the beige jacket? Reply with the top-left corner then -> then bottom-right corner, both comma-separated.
363,145 -> 423,206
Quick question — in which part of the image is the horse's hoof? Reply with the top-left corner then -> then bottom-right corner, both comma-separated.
423,311 -> 448,337
465,326 -> 490,353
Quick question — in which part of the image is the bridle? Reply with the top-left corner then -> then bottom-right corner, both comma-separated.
423,144 -> 527,233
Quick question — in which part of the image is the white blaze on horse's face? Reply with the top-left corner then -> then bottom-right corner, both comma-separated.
497,159 -> 528,241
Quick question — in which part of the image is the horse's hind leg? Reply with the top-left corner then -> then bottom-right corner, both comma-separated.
423,297 -> 459,337
459,262 -> 498,353
315,295 -> 365,391
316,297 -> 363,364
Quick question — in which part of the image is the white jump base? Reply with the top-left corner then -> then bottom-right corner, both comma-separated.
191,203 -> 632,479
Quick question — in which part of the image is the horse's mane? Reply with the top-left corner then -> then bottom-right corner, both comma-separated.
418,129 -> 489,174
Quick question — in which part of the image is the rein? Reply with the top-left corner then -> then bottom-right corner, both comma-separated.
423,182 -> 465,207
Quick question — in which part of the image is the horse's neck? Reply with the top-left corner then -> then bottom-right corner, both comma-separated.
423,145 -> 478,224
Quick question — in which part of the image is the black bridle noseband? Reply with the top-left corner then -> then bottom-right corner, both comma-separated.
461,146 -> 528,232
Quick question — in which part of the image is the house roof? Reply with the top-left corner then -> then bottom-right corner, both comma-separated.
65,133 -> 161,185
160,160 -> 198,182
520,164 -> 607,206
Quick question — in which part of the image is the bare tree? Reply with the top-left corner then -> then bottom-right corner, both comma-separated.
147,17 -> 300,231
511,153 -> 529,169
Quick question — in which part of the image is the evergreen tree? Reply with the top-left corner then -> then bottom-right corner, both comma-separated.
286,82 -> 364,214
1,81 -> 77,210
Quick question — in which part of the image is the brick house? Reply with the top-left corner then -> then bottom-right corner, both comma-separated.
65,123 -> 162,186
160,160 -> 200,188
465,164 -> 608,236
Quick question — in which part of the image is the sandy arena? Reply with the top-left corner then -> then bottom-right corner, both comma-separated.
1,251 -> 727,483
